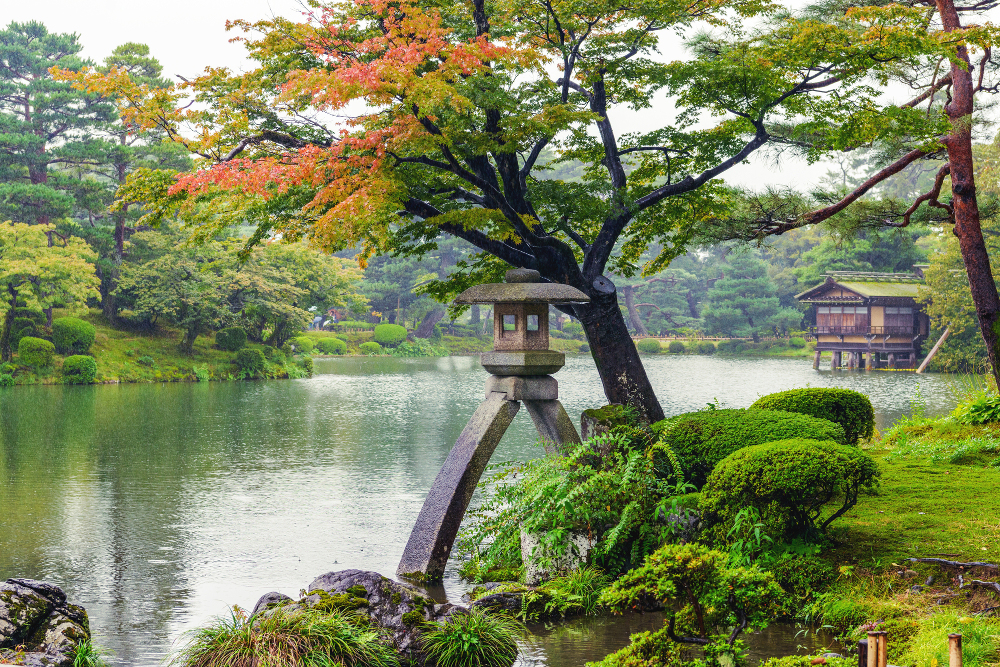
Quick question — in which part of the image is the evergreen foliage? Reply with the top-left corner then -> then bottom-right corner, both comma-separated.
700,438 -> 881,540
18,336 -> 54,367
636,338 -> 661,354
359,342 -> 382,355
750,388 -> 875,444
62,355 -> 97,384
315,337 -> 348,355
289,336 -> 314,354
651,409 -> 847,487
234,348 -> 266,378
10,317 -> 37,348
52,317 -> 96,354
667,341 -> 686,354
214,327 -> 247,352
697,341 -> 717,354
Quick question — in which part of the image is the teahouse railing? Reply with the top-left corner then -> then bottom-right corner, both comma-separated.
811,325 -> 914,336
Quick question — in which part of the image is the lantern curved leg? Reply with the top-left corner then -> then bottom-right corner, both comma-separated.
397,392 -> 520,581
523,399 -> 581,454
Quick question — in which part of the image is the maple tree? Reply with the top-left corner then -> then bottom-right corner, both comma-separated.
0,221 -> 99,361
62,0 -> 999,416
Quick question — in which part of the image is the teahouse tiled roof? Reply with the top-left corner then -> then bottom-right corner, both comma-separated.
795,270 -> 926,302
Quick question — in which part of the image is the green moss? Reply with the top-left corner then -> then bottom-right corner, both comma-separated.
306,589 -> 369,615
345,585 -> 367,598
401,609 -> 426,626
391,592 -> 401,604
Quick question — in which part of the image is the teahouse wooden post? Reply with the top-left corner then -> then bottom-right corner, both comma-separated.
949,634 -> 963,667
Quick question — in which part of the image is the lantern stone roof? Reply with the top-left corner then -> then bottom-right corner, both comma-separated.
454,269 -> 590,305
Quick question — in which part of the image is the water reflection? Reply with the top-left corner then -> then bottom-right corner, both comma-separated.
0,355 -> 960,665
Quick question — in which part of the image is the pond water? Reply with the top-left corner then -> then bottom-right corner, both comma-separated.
0,355 -> 963,665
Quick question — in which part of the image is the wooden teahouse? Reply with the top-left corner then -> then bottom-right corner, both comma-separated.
796,269 -> 930,370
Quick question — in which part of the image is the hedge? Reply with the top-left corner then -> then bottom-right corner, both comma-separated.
234,348 -> 266,377
697,342 -> 716,354
789,337 -> 807,349
750,387 -> 875,444
18,336 -> 55,367
52,317 -> 96,354
10,317 -> 37,348
667,341 -> 686,354
359,341 -> 382,355
636,338 -> 661,354
12,307 -> 45,324
315,337 -> 347,355
62,355 -> 97,384
330,320 -> 375,331
215,327 -> 247,351
289,336 -> 314,354
700,438 -> 880,540
374,323 -> 407,347
651,408 -> 847,487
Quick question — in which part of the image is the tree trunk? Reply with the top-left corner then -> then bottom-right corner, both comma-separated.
622,285 -> 649,336
180,329 -> 197,355
470,304 -> 480,326
574,280 -> 665,424
686,291 -> 699,319
416,306 -> 445,338
0,286 -> 17,362
937,0 -> 1000,387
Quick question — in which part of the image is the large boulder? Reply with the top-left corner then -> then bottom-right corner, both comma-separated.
0,579 -> 90,667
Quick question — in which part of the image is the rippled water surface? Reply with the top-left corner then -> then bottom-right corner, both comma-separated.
0,355 -> 962,664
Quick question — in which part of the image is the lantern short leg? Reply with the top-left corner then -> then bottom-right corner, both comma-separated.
523,399 -> 582,454
397,392 -> 520,581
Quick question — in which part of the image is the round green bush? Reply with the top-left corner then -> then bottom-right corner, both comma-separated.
716,339 -> 741,353
789,337 -> 807,349
374,323 -> 407,347
234,348 -> 266,377
215,327 -> 247,351
10,317 -> 38,348
18,336 -> 55,367
289,336 -> 314,354
667,341 -> 686,354
651,408 -> 847,488
700,438 -> 880,540
62,355 -> 97,384
750,387 -> 875,445
578,343 -> 590,354
636,338 -> 661,354
315,337 -> 347,355
51,317 -> 96,354
697,341 -> 716,354
359,341 -> 382,355
0,373 -> 13,387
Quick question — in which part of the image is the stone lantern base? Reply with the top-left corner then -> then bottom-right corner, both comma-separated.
480,350 -> 565,375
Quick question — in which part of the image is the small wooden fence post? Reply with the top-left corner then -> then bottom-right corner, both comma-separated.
867,632 -> 879,667
949,634 -> 963,667
877,631 -> 888,667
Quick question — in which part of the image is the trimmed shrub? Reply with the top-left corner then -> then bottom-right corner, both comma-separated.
578,343 -> 590,354
667,341 -> 685,354
51,317 -> 96,354
262,346 -> 286,363
750,387 -> 875,444
359,341 -> 382,355
789,336 -> 807,349
18,336 -> 55,367
62,355 -> 97,384
716,339 -> 741,353
289,336 -> 314,354
636,338 -> 661,354
215,327 -> 247,352
700,438 -> 880,540
12,307 -> 45,324
0,373 -> 13,387
697,341 -> 716,354
10,317 -> 37,348
315,337 -> 348,355
374,323 -> 407,347
234,348 -> 266,377
651,408 -> 847,487
298,355 -> 314,376
330,320 -> 375,331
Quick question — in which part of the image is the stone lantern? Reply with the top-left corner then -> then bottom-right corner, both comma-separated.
397,268 -> 590,582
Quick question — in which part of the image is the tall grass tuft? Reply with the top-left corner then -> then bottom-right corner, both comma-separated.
420,607 -> 521,667
72,640 -> 110,667
529,566 -> 611,618
170,605 -> 398,667
899,613 -> 1000,667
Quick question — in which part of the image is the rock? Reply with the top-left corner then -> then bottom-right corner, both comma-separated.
305,569 -> 461,662
910,585 -> 923,593
251,591 -> 292,616
0,579 -> 90,667
472,591 -> 524,614
520,529 -> 593,586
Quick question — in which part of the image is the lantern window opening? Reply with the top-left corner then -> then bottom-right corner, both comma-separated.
527,314 -> 539,331
503,314 -> 517,332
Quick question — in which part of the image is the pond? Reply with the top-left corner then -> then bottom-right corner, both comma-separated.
0,354 -> 964,665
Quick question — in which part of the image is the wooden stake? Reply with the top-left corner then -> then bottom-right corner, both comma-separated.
916,326 -> 950,373
877,631 -> 888,667
858,639 -> 869,667
949,633 -> 963,667
867,632 -> 879,667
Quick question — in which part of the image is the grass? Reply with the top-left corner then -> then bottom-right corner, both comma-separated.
72,640 -> 111,667
170,605 -> 399,667
420,607 -> 522,667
